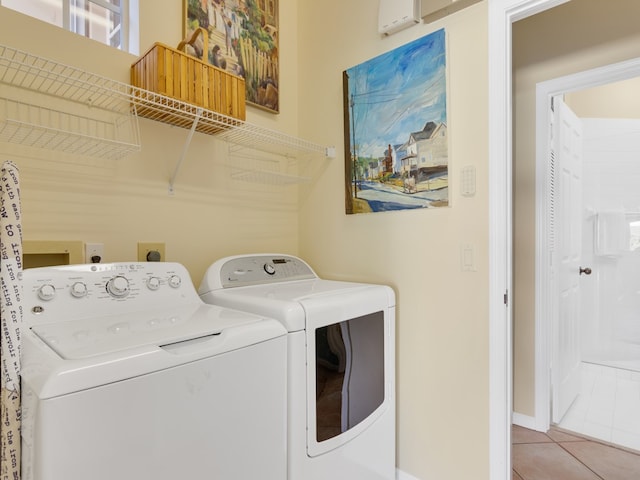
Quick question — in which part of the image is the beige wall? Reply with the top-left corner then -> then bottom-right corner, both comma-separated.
513,0 -> 640,418
566,77 -> 640,118
0,0 -> 302,285
297,2 -> 490,479
1,1 -> 491,479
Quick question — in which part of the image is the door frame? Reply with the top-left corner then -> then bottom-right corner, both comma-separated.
488,1 -> 570,479
533,56 -> 640,432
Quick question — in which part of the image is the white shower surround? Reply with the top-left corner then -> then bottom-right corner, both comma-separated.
581,118 -> 640,372
533,56 -> 640,438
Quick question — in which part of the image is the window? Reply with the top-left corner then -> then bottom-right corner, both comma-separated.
1,0 -> 138,54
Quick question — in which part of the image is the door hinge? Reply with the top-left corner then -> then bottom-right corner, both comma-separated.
503,290 -> 509,306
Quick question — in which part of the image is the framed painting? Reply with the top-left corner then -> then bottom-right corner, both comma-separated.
184,0 -> 279,113
343,29 -> 448,214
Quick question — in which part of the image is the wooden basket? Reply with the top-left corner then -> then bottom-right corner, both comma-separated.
131,28 -> 246,124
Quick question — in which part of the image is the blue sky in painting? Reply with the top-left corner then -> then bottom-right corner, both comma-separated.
345,29 -> 446,159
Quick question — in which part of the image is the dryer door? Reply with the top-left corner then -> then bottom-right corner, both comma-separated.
302,286 -> 394,457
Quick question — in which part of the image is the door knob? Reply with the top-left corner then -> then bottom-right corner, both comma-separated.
579,266 -> 592,275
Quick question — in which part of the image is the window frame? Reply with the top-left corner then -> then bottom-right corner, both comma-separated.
0,0 -> 138,54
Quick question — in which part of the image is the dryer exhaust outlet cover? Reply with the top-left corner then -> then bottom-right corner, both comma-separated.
378,0 -> 420,36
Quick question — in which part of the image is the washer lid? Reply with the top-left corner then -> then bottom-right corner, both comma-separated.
31,303 -> 265,360
202,279 -> 379,332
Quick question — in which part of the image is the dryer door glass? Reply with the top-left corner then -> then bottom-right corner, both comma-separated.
315,311 -> 385,442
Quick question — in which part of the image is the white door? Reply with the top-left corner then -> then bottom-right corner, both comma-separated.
551,97 -> 584,424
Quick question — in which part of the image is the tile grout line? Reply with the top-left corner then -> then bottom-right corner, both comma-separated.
513,424 -> 640,479
556,442 -> 606,480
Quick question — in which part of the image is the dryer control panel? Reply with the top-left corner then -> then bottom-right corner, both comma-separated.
200,254 -> 317,290
22,262 -> 199,326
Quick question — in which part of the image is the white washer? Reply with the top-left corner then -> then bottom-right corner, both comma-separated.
20,262 -> 287,480
198,254 -> 396,480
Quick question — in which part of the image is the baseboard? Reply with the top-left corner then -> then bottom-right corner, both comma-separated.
397,468 -> 422,480
394,414 -> 538,480
512,412 -> 537,430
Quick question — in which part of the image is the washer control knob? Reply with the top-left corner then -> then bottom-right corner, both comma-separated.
264,263 -> 276,275
37,284 -> 56,301
147,276 -> 161,291
106,276 -> 130,298
70,282 -> 88,298
168,275 -> 181,289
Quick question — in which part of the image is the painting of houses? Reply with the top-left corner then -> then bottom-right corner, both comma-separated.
185,0 -> 279,113
342,29 -> 448,214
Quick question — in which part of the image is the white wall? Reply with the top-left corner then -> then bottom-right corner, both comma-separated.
567,81 -> 640,365
581,118 -> 640,362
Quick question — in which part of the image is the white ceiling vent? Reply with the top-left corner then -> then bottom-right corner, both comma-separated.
378,0 -> 420,36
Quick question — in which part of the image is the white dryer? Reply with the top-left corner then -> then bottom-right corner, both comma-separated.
20,262 -> 287,480
198,254 -> 396,480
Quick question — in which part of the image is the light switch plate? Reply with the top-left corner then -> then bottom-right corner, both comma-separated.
461,243 -> 476,272
461,165 -> 476,197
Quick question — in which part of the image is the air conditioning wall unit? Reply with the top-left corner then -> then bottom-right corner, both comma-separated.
378,0 -> 420,36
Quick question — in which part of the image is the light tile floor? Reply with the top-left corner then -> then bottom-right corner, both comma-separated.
557,362 -> 640,452
512,425 -> 640,480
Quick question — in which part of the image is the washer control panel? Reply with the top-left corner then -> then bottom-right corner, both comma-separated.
23,262 -> 198,326
200,254 -> 318,291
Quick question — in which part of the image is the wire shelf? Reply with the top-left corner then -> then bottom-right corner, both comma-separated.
224,152 -> 314,185
130,88 -> 330,160
0,45 -> 132,113
0,44 -> 140,158
0,97 -> 140,160
0,43 -> 333,181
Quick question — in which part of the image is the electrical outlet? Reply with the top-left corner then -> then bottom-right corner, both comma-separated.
85,243 -> 104,263
138,242 -> 165,262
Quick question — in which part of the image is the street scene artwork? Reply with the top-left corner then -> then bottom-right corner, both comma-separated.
185,0 -> 279,113
343,29 -> 448,214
